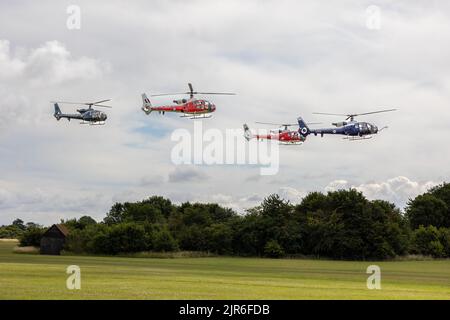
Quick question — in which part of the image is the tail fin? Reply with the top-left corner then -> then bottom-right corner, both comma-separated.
297,117 -> 310,136
141,93 -> 152,115
243,124 -> 253,141
54,103 -> 62,120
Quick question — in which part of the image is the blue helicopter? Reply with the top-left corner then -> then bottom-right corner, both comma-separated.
297,109 -> 396,140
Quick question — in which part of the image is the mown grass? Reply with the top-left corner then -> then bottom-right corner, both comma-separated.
0,241 -> 449,299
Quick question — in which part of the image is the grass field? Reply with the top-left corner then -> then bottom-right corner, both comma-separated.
0,241 -> 449,299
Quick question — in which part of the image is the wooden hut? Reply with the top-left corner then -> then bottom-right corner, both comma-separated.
40,224 -> 69,255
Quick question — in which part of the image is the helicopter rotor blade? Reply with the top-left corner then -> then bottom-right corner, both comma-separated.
93,105 -> 113,108
51,101 -> 85,105
51,99 -> 111,106
312,112 -> 348,117
351,108 -> 397,117
91,99 -> 111,105
256,122 -> 321,126
193,92 -> 236,95
151,92 -> 189,97
314,108 -> 396,120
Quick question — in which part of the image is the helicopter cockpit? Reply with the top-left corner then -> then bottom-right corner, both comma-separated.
356,122 -> 378,135
195,100 -> 215,111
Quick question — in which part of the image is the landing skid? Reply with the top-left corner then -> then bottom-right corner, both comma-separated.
180,114 -> 212,119
80,121 -> 106,125
279,142 -> 303,145
343,136 -> 372,141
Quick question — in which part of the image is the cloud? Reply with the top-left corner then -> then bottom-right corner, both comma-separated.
168,167 -> 209,183
139,175 -> 165,187
277,186 -> 307,204
325,176 -> 437,208
0,40 -> 110,85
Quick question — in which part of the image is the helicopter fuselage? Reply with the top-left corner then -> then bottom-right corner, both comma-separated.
144,98 -> 216,115
55,108 -> 107,122
311,121 -> 378,137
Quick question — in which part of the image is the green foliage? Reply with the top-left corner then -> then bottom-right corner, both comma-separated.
264,239 -> 285,258
406,183 -> 450,229
411,226 -> 445,258
13,183 -> 450,260
406,194 -> 448,229
294,190 -> 409,260
0,219 -> 40,239
152,228 -> 178,252
62,216 -> 97,231
94,223 -> 149,255
19,227 -> 45,247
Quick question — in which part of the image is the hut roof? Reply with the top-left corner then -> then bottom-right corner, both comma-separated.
43,224 -> 70,237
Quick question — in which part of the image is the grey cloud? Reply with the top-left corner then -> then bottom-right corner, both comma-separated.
168,167 -> 209,183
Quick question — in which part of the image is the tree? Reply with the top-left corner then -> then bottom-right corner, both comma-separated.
411,226 -> 445,258
62,216 -> 97,230
152,228 -> 178,252
12,219 -> 26,231
19,227 -> 45,247
91,223 -> 148,255
406,194 -> 448,229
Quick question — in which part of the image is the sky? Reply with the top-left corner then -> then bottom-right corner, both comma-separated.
1,0 -> 450,225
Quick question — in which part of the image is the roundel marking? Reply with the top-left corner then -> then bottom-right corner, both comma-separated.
301,128 -> 308,135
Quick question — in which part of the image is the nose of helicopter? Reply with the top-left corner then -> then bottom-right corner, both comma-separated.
373,125 -> 378,134
102,113 -> 107,121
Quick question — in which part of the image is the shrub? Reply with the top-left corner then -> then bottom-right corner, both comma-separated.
19,227 -> 45,247
152,229 -> 178,252
411,225 -> 445,258
264,240 -> 285,258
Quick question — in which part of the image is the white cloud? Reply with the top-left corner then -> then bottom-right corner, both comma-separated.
0,40 -> 110,84
277,186 -> 307,204
325,176 -> 437,208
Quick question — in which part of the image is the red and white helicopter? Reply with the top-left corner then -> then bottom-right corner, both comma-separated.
243,121 -> 320,145
141,83 -> 235,119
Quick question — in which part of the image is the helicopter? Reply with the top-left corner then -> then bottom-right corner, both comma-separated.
297,109 -> 396,140
52,99 -> 111,125
141,83 -> 235,119
243,121 -> 321,145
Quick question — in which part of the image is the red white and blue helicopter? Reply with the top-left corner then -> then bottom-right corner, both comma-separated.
297,109 -> 396,140
243,121 -> 321,145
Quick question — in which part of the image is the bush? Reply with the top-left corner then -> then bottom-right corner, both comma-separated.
264,240 -> 285,258
411,226 -> 445,258
90,223 -> 148,255
19,227 -> 45,247
152,229 -> 178,252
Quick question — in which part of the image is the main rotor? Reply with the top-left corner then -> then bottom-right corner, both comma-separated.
313,108 -> 396,122
151,83 -> 235,99
256,121 -> 321,131
51,99 -> 112,109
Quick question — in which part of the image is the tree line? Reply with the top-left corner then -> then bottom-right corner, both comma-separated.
3,183 -> 450,260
